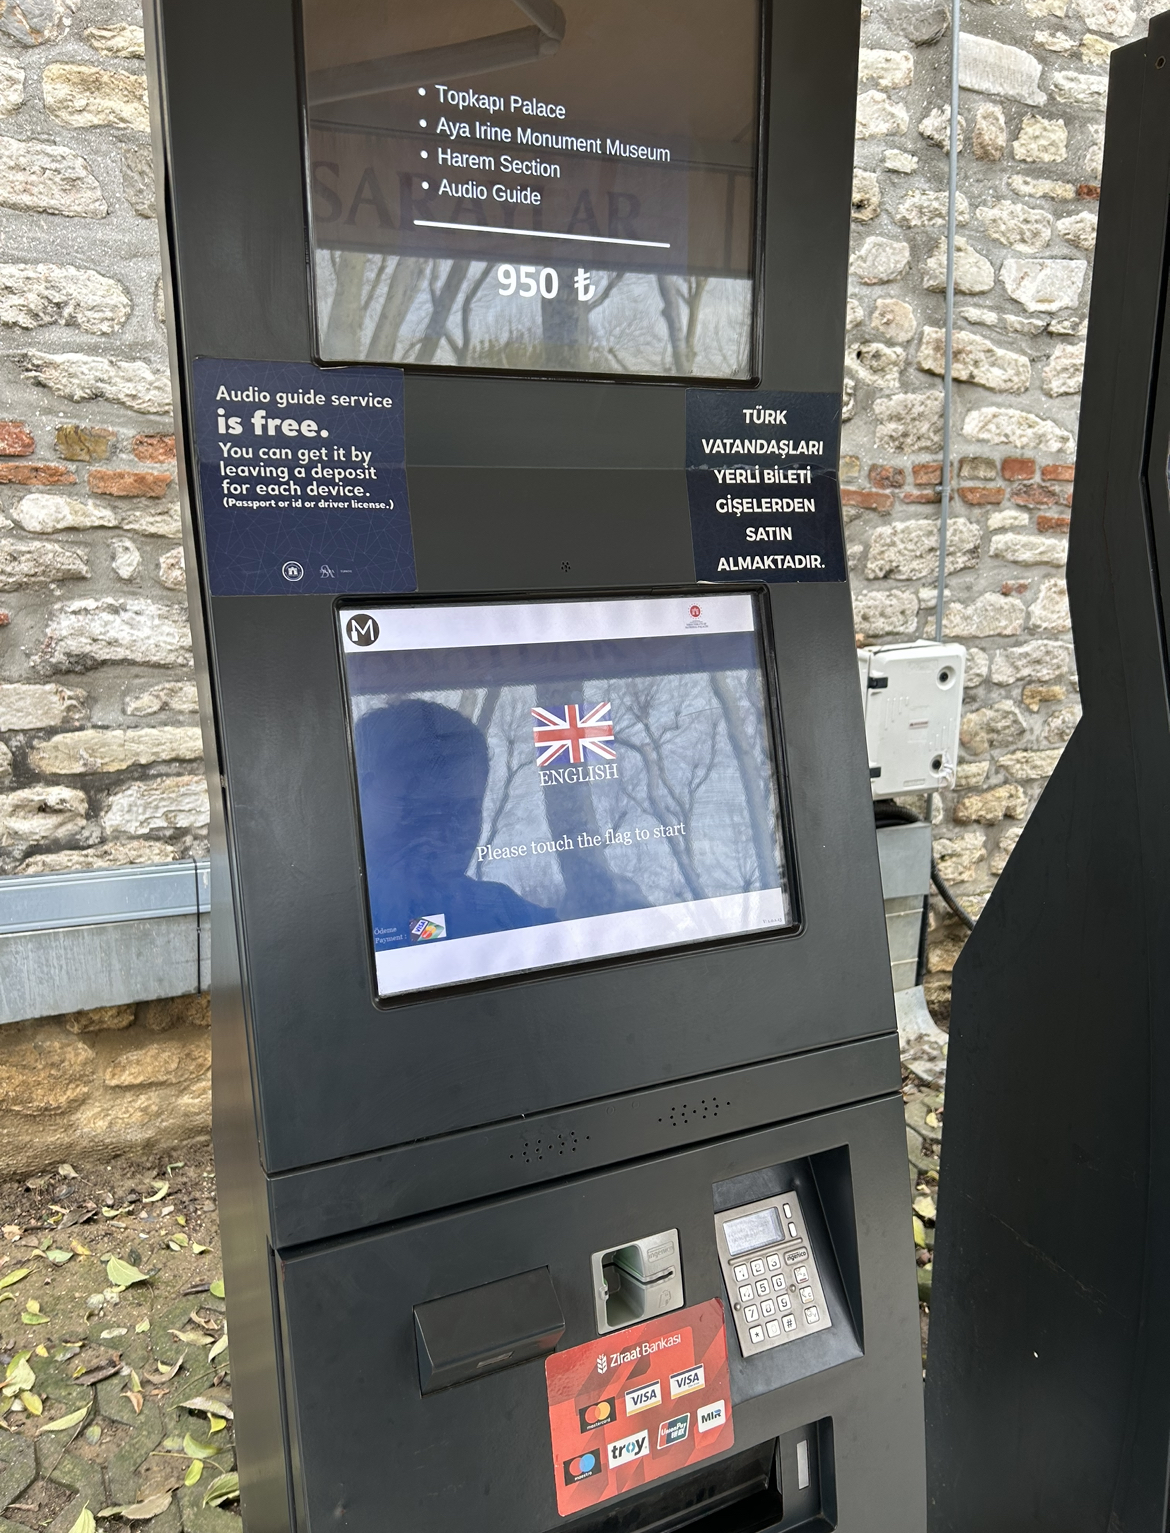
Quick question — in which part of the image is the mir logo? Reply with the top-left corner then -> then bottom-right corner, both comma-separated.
563,1452 -> 603,1486
345,613 -> 379,646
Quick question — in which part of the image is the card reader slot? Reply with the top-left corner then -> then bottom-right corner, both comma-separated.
414,1267 -> 565,1395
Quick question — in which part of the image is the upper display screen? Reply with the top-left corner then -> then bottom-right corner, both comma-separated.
338,592 -> 793,999
301,0 -> 762,379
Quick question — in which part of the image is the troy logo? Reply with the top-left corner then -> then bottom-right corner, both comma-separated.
531,702 -> 616,767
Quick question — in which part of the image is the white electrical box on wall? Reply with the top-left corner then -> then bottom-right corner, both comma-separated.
858,640 -> 966,797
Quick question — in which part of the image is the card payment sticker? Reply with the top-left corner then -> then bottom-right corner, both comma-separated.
544,1298 -> 733,1517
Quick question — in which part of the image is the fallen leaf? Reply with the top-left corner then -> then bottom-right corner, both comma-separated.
135,1319 -> 150,1334
180,1396 -> 233,1420
58,1164 -> 78,1179
45,1250 -> 73,1265
2,1225 -> 21,1241
38,1405 -> 89,1435
34,1346 -> 47,1358
69,1241 -> 91,1257
99,1328 -> 128,1340
209,1279 -> 225,1300
68,1508 -> 95,1533
20,1311 -> 48,1326
207,1331 -> 228,1362
208,1415 -> 226,1434
143,1183 -> 169,1203
106,1257 -> 151,1289
20,1391 -> 42,1415
24,1299 -> 40,1314
192,1245 -> 211,1255
122,1390 -> 143,1415
144,1355 -> 184,1384
0,1268 -> 29,1289
202,1473 -> 239,1509
913,1195 -> 937,1222
913,1215 -> 927,1248
100,1206 -> 131,1220
73,1363 -> 122,1387
184,1461 -> 203,1487
96,1492 -> 172,1520
169,1330 -> 212,1346
183,1431 -> 218,1460
5,1357 -> 34,1391
175,1216 -> 186,1228
188,1311 -> 219,1333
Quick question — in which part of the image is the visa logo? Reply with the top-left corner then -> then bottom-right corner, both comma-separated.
658,1413 -> 690,1449
669,1365 -> 705,1398
608,1430 -> 650,1468
623,1379 -> 662,1415
697,1399 -> 727,1434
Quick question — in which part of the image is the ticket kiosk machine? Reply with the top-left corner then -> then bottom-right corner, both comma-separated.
146,3 -> 926,1530
926,20 -> 1170,1533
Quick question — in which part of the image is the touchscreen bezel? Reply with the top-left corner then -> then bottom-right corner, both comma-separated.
295,1 -> 771,387
335,584 -> 802,1008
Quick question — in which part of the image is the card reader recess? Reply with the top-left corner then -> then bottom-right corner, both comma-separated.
591,1229 -> 684,1334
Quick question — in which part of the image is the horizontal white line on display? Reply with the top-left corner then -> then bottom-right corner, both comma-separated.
413,218 -> 671,249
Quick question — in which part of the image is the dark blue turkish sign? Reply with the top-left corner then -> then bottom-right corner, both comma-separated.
191,358 -> 416,596
686,390 -> 845,583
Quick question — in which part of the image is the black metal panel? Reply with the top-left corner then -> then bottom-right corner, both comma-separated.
278,1101 -> 922,1533
926,23 -> 1170,1533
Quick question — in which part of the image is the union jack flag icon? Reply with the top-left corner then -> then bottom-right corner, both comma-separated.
531,702 -> 617,766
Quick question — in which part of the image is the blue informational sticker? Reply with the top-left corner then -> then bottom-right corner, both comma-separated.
191,358 -> 416,596
686,390 -> 845,583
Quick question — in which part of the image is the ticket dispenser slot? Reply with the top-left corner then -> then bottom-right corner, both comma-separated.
414,1267 -> 565,1395
590,1228 -> 683,1334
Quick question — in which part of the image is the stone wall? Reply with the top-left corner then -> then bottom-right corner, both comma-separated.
845,0 -> 1164,1015
0,0 -> 204,884
0,0 -> 1154,1163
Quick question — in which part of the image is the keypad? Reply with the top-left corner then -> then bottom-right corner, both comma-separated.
716,1190 -> 833,1359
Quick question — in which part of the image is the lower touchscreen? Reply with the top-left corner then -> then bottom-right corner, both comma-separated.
338,591 -> 793,999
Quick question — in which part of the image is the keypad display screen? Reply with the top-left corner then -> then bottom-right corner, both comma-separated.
722,1207 -> 782,1256
300,0 -> 762,380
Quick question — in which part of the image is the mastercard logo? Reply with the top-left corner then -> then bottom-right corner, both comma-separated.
578,1397 -> 615,1432
563,1451 -> 604,1485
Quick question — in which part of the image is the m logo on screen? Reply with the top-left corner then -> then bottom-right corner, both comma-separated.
346,613 -> 379,646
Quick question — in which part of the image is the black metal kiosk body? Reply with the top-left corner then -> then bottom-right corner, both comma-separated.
926,18 -> 1170,1533
145,4 -> 926,1531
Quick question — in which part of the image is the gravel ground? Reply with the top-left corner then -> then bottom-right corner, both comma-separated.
0,1154 -> 239,1533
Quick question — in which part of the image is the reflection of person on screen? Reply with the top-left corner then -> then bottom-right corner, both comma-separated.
354,699 -> 555,949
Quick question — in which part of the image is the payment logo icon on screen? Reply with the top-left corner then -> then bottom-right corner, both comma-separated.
409,915 -> 446,942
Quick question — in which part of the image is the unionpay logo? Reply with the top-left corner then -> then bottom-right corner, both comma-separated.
658,1414 -> 691,1450
578,1399 -> 615,1433
563,1451 -> 603,1486
623,1379 -> 662,1416
607,1431 -> 650,1469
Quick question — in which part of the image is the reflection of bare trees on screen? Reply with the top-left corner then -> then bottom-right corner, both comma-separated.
614,676 -> 719,901
322,250 -> 385,357
534,682 -> 649,918
368,258 -> 425,358
414,260 -> 472,364
657,275 -> 708,376
710,671 -> 779,888
474,692 -> 529,879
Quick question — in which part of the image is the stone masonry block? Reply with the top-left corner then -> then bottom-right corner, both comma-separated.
0,135 -> 106,218
958,486 -> 1005,505
842,489 -> 895,511
1012,482 -> 1059,507
131,434 -> 175,463
1041,463 -> 1076,481
29,726 -> 203,774
869,465 -> 906,489
1036,513 -> 1072,532
89,468 -> 172,498
953,783 -> 1029,824
1002,458 -> 1036,480
56,424 -> 115,461
0,421 -> 33,456
0,462 -> 75,485
0,538 -> 89,588
42,63 -> 150,132
913,463 -> 942,484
